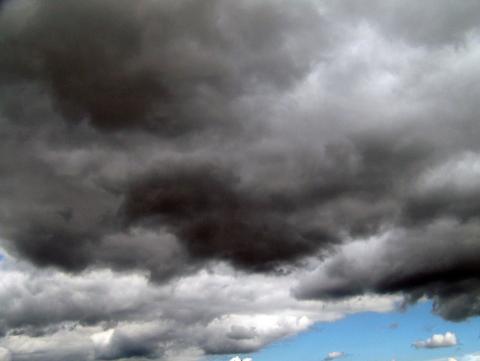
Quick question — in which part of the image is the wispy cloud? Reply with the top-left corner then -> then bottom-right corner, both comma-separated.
325,351 -> 346,360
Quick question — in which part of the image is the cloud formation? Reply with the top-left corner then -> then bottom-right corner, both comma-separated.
1,0 -> 480,359
413,332 -> 458,349
0,251 -> 398,361
0,0 -> 334,280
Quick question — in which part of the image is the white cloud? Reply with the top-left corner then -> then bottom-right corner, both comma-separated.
229,357 -> 253,361
414,332 -> 458,349
325,351 -> 345,360
0,348 -> 11,361
0,251 -> 399,361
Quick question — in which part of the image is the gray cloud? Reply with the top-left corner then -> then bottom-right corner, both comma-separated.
0,0 -> 324,132
0,0 -> 334,279
2,0 -> 480,359
295,218 -> 480,321
327,0 -> 480,46
0,253 -> 397,361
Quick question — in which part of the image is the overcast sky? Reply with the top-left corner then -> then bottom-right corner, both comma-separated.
1,0 -> 480,360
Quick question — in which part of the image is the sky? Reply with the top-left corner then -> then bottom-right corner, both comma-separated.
0,0 -> 480,360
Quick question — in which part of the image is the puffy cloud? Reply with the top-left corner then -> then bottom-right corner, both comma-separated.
0,251 -> 399,361
413,332 -> 458,349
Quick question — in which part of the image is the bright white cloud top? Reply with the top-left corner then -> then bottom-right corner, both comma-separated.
414,332 -> 458,349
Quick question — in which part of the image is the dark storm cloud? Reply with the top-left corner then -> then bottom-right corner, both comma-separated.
0,0 -> 323,133
0,0 -> 331,277
0,0 -> 157,130
121,162 -> 333,272
295,219 -> 480,321
2,2 -> 480,358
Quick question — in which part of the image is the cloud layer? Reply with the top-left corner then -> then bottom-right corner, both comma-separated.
1,0 -> 480,360
0,251 -> 397,360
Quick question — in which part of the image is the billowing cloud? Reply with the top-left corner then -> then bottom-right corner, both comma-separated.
0,0 -> 323,132
0,0 -> 334,279
0,251 -> 398,361
294,219 -> 480,321
413,332 -> 458,349
1,0 -> 480,359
